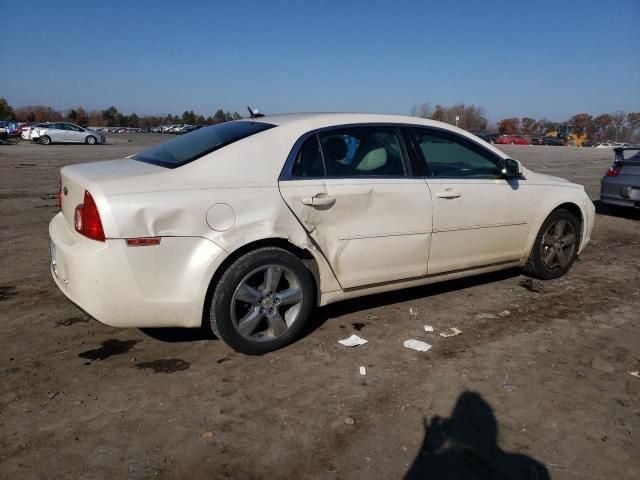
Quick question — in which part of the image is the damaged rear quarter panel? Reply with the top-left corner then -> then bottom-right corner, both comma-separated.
95,128 -> 341,295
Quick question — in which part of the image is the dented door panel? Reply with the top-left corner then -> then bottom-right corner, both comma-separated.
279,178 -> 432,289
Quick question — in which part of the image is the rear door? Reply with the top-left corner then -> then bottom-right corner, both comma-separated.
48,124 -> 66,142
279,126 -> 432,289
407,127 -> 534,275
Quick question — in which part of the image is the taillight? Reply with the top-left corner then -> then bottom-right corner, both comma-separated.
74,190 -> 105,242
606,166 -> 621,177
58,176 -> 63,210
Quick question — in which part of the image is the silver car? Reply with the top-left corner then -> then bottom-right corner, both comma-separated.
34,122 -> 106,145
600,147 -> 640,209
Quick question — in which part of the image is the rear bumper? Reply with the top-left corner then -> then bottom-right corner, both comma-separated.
600,176 -> 640,208
49,212 -> 228,328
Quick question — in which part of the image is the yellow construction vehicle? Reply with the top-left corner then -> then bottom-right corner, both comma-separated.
546,124 -> 588,147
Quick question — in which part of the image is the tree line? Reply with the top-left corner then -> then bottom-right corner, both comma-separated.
412,102 -> 640,143
0,98 -> 242,128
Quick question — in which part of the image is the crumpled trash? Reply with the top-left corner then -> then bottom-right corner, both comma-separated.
498,310 -> 511,317
424,325 -> 434,332
359,366 -> 366,375
503,370 -> 515,391
439,327 -> 462,338
367,314 -> 378,321
338,335 -> 368,347
403,339 -> 432,352
627,371 -> 639,378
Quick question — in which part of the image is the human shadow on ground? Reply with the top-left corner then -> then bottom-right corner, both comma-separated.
405,391 -> 550,480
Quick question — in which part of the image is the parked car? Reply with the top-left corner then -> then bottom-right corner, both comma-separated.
49,113 -> 595,354
495,135 -> 530,145
178,125 -> 203,134
600,147 -> 640,209
475,133 -> 500,144
0,120 -> 21,137
34,123 -> 105,145
162,125 -> 182,133
542,136 -> 566,146
21,123 -> 47,141
594,141 -> 629,149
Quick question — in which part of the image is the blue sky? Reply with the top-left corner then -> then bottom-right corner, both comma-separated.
1,0 -> 638,122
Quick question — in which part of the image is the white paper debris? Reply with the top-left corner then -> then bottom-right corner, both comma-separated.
359,366 -> 366,376
403,339 -> 432,352
439,327 -> 462,338
628,371 -> 640,378
424,325 -> 434,332
338,335 -> 368,347
498,310 -> 511,317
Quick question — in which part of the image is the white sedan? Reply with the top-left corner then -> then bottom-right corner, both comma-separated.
34,122 -> 105,145
49,113 -> 595,354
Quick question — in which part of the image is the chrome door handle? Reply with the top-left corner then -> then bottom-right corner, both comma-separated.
302,194 -> 336,207
436,189 -> 462,199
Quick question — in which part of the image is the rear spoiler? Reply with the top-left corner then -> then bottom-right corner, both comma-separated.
614,146 -> 640,162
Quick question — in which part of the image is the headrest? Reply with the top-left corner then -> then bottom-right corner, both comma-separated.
323,137 -> 348,162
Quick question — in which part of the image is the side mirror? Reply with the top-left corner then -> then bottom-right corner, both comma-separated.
502,158 -> 522,178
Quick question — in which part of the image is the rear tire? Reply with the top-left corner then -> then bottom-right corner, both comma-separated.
86,135 -> 97,145
524,209 -> 580,279
39,135 -> 51,145
208,247 -> 314,354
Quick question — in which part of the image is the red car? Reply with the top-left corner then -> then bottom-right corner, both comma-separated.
495,135 -> 529,145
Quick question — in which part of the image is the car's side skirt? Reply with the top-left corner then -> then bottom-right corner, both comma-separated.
319,259 -> 523,306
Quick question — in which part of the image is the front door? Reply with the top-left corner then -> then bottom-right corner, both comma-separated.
62,123 -> 84,142
279,126 -> 433,289
406,127 -> 533,275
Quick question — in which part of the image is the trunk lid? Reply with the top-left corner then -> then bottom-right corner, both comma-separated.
60,159 -> 166,228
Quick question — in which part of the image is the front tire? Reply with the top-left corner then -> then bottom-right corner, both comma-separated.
208,247 -> 314,354
86,135 -> 97,145
39,135 -> 51,145
524,209 -> 580,279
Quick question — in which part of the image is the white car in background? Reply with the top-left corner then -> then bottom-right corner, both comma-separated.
595,141 -> 630,149
34,122 -> 106,145
21,123 -> 47,140
49,113 -> 595,354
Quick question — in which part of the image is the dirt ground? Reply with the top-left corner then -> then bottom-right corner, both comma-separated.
1,135 -> 639,480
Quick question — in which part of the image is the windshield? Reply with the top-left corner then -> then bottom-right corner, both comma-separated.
133,121 -> 275,168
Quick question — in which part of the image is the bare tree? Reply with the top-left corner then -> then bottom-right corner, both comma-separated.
410,103 -> 433,119
497,118 -> 521,135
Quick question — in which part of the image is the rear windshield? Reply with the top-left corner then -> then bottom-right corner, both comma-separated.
132,121 -> 275,168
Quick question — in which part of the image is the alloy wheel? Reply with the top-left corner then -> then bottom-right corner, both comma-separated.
230,264 -> 304,342
541,219 -> 577,270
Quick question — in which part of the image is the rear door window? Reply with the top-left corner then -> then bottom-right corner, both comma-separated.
319,127 -> 408,177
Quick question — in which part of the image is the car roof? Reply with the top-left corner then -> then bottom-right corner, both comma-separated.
258,112 -> 455,130
245,112 -> 510,161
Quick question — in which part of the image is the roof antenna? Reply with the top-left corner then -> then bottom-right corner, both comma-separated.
247,106 -> 264,119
